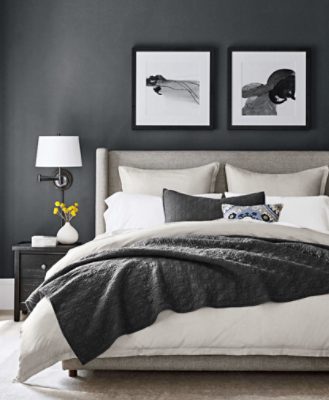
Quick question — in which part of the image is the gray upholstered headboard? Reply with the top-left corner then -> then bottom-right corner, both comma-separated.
95,149 -> 329,235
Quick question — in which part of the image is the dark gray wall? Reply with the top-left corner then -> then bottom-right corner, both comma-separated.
1,0 -> 329,277
1,1 -> 6,277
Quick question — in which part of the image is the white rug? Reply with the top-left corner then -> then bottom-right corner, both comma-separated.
1,319 -> 329,399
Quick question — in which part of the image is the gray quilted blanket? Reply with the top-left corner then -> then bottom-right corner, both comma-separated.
26,235 -> 329,364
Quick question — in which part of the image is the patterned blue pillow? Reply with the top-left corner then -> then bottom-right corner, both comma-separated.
221,204 -> 283,223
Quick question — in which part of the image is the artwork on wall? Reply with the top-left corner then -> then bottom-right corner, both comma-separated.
132,47 -> 214,129
228,48 -> 311,130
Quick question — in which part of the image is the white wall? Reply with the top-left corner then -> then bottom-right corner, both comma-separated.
0,279 -> 14,309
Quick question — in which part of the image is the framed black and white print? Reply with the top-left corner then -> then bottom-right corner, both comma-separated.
132,47 -> 214,129
228,48 -> 311,130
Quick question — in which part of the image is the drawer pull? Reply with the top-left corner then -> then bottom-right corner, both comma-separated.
40,264 -> 47,271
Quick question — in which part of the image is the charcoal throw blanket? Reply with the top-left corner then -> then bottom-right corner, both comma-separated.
26,235 -> 329,364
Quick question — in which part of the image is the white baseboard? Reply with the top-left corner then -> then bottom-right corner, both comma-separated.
0,279 -> 14,310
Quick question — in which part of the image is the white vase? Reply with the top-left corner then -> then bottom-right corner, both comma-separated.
57,222 -> 79,245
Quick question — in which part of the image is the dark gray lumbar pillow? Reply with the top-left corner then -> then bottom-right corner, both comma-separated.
163,189 -> 265,223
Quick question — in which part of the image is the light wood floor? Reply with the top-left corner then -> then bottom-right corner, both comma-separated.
0,310 -> 13,321
0,310 -> 27,322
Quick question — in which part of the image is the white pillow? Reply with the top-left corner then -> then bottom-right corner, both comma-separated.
225,192 -> 329,232
104,192 -> 223,234
225,164 -> 329,196
119,163 -> 220,196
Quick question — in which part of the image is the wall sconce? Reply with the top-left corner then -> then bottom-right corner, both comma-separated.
35,134 -> 82,194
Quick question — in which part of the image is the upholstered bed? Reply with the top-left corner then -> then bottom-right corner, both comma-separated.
61,150 -> 329,374
94,149 -> 329,235
16,150 -> 329,382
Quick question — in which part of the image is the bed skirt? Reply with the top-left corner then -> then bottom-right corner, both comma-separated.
62,355 -> 329,372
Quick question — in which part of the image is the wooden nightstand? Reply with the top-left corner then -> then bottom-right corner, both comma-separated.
12,243 -> 80,321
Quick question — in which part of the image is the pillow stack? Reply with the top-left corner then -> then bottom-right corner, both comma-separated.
224,164 -> 329,230
103,162 -> 329,233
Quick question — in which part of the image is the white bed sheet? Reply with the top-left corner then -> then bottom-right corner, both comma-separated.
17,219 -> 329,382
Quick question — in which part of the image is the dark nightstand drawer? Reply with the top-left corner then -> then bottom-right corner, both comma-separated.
20,253 -> 64,278
13,243 -> 81,321
20,278 -> 43,301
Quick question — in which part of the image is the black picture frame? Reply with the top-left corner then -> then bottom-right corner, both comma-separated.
228,47 -> 311,130
132,46 -> 214,130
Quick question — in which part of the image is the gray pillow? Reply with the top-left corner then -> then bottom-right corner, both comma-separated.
163,189 -> 265,223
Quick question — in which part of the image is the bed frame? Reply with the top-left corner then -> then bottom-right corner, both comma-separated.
63,149 -> 329,376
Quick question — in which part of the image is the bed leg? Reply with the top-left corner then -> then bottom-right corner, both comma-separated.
68,369 -> 77,378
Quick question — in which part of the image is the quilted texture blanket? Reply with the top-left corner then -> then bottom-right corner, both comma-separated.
26,235 -> 329,364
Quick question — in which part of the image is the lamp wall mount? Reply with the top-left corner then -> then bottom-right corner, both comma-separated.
37,167 -> 73,191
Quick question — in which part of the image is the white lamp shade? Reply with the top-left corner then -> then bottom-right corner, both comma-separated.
35,136 -> 82,167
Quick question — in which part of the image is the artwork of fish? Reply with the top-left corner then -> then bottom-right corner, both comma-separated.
146,75 -> 200,104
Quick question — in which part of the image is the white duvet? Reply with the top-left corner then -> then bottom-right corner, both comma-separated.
17,220 -> 329,382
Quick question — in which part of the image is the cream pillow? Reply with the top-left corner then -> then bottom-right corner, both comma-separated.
119,163 -> 220,196
225,164 -> 329,196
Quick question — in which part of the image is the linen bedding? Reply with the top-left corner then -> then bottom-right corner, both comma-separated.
17,219 -> 329,382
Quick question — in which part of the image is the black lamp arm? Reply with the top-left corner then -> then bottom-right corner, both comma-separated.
37,168 -> 73,191
37,174 -> 58,182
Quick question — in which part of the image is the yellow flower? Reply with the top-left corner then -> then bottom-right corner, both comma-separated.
71,211 -> 76,217
74,202 -> 79,207
68,206 -> 74,211
60,203 -> 65,209
55,201 -> 61,207
53,207 -> 59,215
